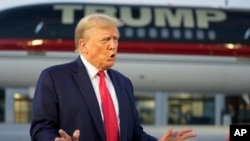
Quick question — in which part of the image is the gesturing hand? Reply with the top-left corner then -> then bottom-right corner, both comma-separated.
55,129 -> 80,141
158,127 -> 197,141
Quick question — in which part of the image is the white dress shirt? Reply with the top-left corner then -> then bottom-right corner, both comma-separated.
80,55 -> 120,124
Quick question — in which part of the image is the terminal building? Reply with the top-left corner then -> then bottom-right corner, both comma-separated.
0,86 -> 249,126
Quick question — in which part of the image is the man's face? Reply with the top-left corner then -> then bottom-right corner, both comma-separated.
79,27 -> 119,70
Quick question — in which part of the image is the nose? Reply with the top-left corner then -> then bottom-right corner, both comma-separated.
108,39 -> 118,50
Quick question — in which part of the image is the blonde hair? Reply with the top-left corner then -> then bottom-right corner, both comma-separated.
74,13 -> 123,52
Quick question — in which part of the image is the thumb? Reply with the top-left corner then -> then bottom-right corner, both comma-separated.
72,129 -> 80,141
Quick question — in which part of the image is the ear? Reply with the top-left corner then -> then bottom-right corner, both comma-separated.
79,39 -> 88,54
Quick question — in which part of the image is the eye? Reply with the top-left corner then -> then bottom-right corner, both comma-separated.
101,37 -> 110,42
113,36 -> 119,41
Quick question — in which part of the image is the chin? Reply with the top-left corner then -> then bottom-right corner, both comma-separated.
105,64 -> 115,69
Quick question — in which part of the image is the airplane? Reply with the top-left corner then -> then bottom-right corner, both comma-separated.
0,2 -> 250,94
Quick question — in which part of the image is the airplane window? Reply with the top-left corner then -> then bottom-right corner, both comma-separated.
184,29 -> 193,40
137,28 -> 146,38
208,30 -> 216,41
124,27 -> 134,38
244,28 -> 250,40
173,29 -> 181,39
196,30 -> 205,40
161,29 -> 170,39
149,28 -> 157,38
34,21 -> 44,34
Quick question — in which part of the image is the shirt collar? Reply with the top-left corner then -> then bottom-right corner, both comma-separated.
80,55 -> 108,79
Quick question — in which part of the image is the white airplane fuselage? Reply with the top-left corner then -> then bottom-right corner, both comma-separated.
1,50 -> 250,94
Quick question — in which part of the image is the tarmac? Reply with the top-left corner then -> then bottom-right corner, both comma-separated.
0,123 -> 229,141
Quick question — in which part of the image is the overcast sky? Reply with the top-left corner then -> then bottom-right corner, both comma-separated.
1,0 -> 250,10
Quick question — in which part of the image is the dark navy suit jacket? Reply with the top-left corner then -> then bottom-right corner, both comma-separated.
30,56 -> 157,141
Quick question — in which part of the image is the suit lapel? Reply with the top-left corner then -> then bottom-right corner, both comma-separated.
108,70 -> 128,141
72,57 -> 105,140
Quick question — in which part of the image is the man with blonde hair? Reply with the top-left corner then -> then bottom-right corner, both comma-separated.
30,13 -> 196,141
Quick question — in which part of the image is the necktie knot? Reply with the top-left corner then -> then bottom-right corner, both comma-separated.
98,71 -> 105,78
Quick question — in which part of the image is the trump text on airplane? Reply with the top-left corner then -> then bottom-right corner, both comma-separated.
53,4 -> 227,29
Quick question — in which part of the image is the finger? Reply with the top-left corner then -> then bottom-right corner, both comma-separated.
58,129 -> 71,140
164,127 -> 173,137
182,139 -> 196,141
55,137 -> 62,141
174,128 -> 197,140
180,132 -> 197,139
174,128 -> 193,135
72,129 -> 80,141
158,127 -> 174,141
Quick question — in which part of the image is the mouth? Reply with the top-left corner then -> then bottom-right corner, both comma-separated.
109,54 -> 116,61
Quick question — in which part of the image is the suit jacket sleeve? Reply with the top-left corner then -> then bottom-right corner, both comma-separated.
30,68 -> 60,141
118,74 -> 158,141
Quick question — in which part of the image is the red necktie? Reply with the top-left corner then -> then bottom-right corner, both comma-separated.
98,71 -> 119,141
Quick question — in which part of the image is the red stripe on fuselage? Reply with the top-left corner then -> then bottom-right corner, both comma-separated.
0,39 -> 250,57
